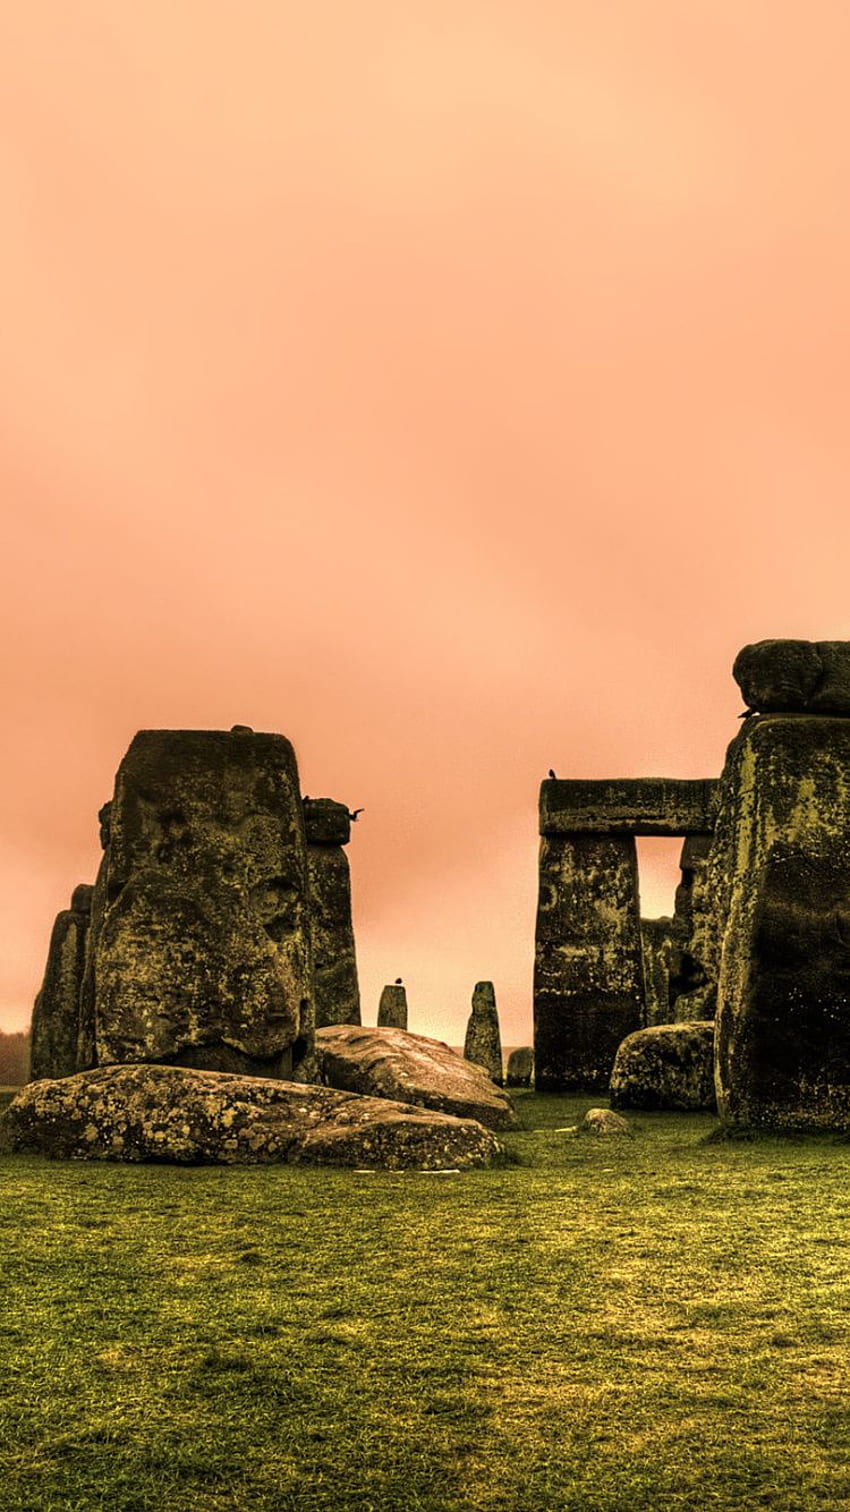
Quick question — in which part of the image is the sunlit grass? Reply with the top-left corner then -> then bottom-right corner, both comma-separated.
2,1093 -> 849,1509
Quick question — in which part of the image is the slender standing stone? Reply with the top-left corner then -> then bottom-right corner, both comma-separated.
30,885 -> 93,1080
534,833 -> 644,1090
463,981 -> 504,1084
640,917 -> 675,1027
89,728 -> 314,1077
303,799 -> 361,1029
377,984 -> 408,1030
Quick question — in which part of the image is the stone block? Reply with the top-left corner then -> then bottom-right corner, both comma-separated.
540,778 -> 719,837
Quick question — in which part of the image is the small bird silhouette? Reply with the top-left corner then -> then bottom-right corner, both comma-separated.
548,769 -> 557,779
394,977 -> 403,985
348,807 -> 365,820
738,709 -> 757,720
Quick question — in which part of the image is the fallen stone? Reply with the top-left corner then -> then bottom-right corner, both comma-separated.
733,639 -> 850,715
580,1108 -> 633,1137
505,1047 -> 534,1087
377,983 -> 408,1030
0,1064 -> 503,1170
313,1024 -> 517,1130
463,981 -> 504,1084
609,1022 -> 716,1111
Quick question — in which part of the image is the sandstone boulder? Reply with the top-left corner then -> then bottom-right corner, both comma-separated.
506,1047 -> 534,1087
609,1022 -> 716,1112
580,1108 -> 633,1137
90,729 -> 314,1078
313,1024 -> 517,1130
733,640 -> 850,715
0,1064 -> 503,1170
463,981 -> 504,1083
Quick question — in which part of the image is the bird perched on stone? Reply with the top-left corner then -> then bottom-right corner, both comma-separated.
348,807 -> 364,820
548,769 -> 557,779
394,977 -> 403,985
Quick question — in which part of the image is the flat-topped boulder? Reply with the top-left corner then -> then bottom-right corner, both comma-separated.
733,640 -> 850,714
609,1022 -> 716,1112
0,1064 -> 503,1170
313,1024 -> 517,1130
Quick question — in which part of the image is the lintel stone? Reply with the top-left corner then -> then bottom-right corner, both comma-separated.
539,778 -> 719,837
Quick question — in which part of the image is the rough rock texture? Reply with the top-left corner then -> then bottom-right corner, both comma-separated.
668,836 -> 715,1020
506,1047 -> 534,1087
609,1023 -> 716,1112
463,981 -> 504,1084
0,1064 -> 503,1169
712,713 -> 850,1132
540,778 -> 719,837
29,885 -> 93,1081
534,834 -> 644,1090
733,640 -> 850,715
640,917 -> 675,1027
89,729 -> 314,1078
303,799 -> 361,1029
313,1024 -> 517,1131
580,1108 -> 633,1137
377,984 -> 408,1030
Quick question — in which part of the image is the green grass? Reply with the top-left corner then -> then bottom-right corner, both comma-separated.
2,1093 -> 850,1510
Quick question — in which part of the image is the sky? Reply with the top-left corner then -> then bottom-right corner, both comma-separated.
3,1 -> 850,1047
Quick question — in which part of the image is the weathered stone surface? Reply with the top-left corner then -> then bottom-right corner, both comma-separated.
29,885 -> 93,1081
313,1024 -> 517,1130
0,1064 -> 503,1169
640,917 -> 675,1027
712,715 -> 850,1132
668,836 -> 714,1018
733,640 -> 850,715
506,1047 -> 534,1087
377,984 -> 408,1030
540,778 -> 719,837
463,981 -> 504,1084
306,833 -> 361,1029
302,798 -> 351,847
609,1023 -> 716,1111
534,834 -> 644,1090
580,1108 -> 633,1137
90,729 -> 314,1078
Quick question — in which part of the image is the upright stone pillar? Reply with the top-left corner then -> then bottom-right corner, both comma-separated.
378,984 -> 407,1029
669,835 -> 715,1021
303,798 -> 361,1029
30,884 -> 93,1080
713,662 -> 850,1130
534,832 -> 644,1090
89,727 -> 315,1078
640,917 -> 675,1027
463,981 -> 504,1084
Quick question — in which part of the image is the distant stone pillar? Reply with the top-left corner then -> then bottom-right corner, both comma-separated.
534,833 -> 644,1090
463,981 -> 504,1084
89,728 -> 315,1078
713,675 -> 850,1131
30,884 -> 93,1080
505,1047 -> 534,1087
640,917 -> 675,1027
303,799 -> 361,1029
378,984 -> 408,1029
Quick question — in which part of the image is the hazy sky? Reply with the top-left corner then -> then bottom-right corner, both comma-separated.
3,2 -> 850,1045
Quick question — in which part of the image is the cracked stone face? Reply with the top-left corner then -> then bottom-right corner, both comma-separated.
90,729 -> 314,1077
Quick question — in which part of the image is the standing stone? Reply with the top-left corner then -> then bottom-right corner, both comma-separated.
303,799 -> 361,1029
30,885 -> 93,1081
378,983 -> 408,1030
463,981 -> 504,1084
505,1046 -> 534,1087
713,709 -> 850,1131
89,728 -> 314,1078
640,917 -> 675,1027
668,836 -> 716,1021
534,833 -> 644,1090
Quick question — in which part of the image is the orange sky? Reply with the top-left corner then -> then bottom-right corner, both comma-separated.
3,2 -> 850,1045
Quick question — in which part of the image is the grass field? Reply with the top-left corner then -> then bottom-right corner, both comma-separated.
2,1091 -> 850,1511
